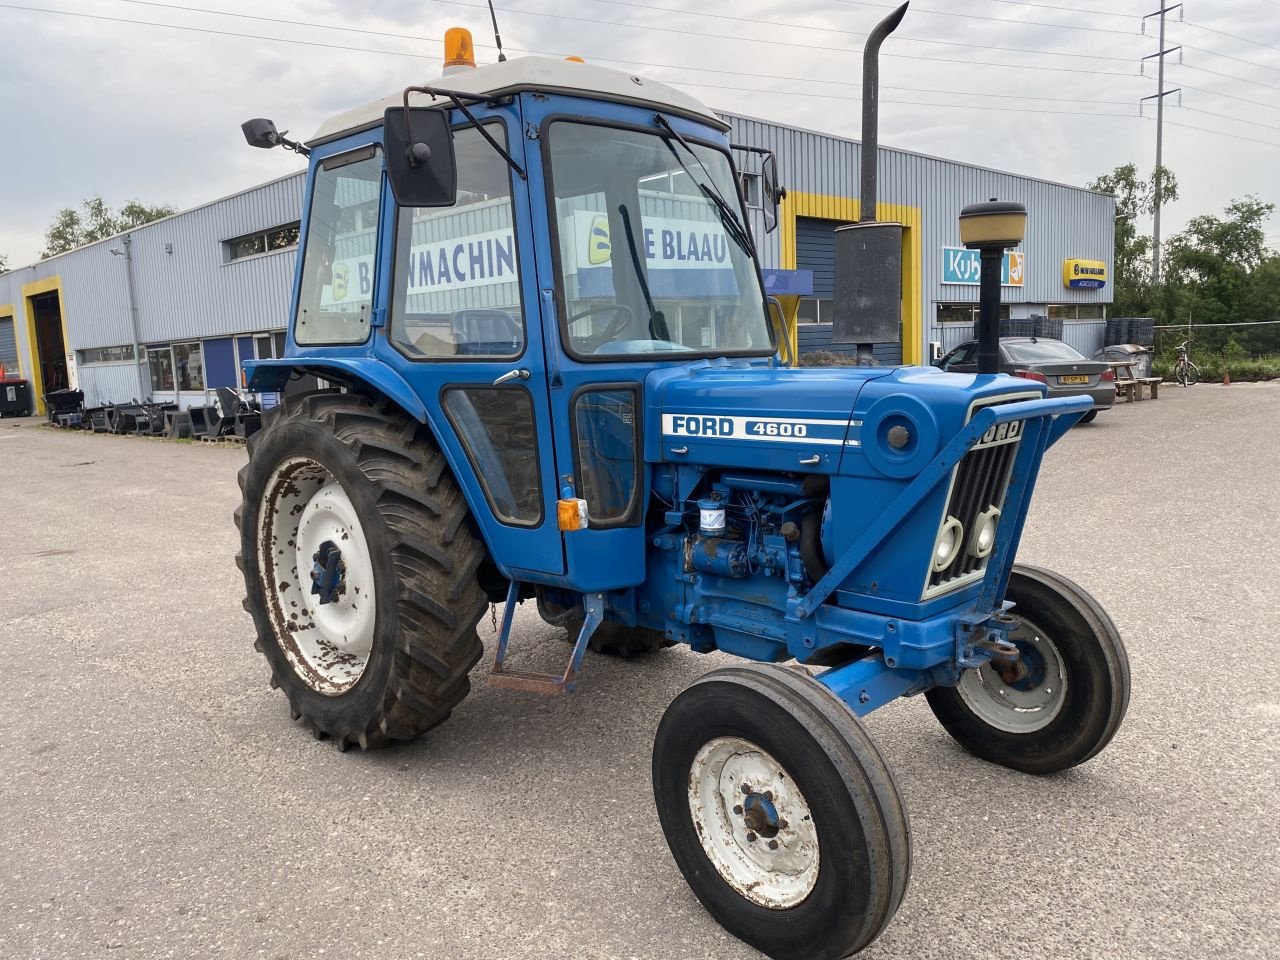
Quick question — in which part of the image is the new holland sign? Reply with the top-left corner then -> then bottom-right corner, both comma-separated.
1063,259 -> 1107,289
941,247 -> 1025,287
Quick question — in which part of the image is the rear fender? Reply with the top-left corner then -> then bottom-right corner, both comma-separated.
245,357 -> 507,588
245,358 -> 429,423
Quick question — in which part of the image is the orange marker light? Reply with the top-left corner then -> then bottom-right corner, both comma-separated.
565,56 -> 585,63
557,498 -> 589,532
443,27 -> 477,70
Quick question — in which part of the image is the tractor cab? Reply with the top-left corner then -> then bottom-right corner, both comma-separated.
246,47 -> 794,588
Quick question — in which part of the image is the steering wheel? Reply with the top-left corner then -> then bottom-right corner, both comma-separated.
567,304 -> 634,349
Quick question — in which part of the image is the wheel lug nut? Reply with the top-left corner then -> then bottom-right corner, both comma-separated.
777,819 -> 788,830
733,805 -> 743,816
763,791 -> 773,802
746,832 -> 757,842
741,783 -> 752,795
768,840 -> 779,850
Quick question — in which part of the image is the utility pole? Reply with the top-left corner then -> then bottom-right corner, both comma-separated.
1141,4 -> 1183,284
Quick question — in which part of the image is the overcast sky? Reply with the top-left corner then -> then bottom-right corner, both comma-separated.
1,0 -> 1278,267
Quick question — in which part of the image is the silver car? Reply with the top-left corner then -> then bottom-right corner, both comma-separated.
935,337 -> 1115,423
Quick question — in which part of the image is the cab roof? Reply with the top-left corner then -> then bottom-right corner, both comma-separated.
310,56 -> 728,145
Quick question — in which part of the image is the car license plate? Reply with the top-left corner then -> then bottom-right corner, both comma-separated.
1059,375 -> 1090,384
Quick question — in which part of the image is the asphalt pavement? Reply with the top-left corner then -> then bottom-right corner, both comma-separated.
2,383 -> 1278,960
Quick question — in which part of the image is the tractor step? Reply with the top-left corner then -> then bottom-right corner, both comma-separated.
488,667 -> 580,696
489,584 -> 603,696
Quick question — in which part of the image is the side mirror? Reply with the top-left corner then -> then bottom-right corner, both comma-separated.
761,153 -> 786,234
384,106 -> 457,207
931,357 -> 944,368
242,118 -> 281,149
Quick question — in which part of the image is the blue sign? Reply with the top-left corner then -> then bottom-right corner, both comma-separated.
761,269 -> 814,296
941,247 -> 1025,287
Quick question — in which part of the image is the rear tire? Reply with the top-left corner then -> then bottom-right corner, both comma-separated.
653,665 -> 911,960
925,564 -> 1129,774
1079,410 -> 1098,424
235,392 -> 487,750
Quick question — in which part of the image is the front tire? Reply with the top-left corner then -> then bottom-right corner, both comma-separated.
653,665 -> 911,960
235,392 -> 487,750
925,564 -> 1130,774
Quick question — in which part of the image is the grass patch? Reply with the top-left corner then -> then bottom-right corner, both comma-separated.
1151,355 -> 1280,383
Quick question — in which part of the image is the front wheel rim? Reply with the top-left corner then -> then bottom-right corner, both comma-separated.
258,457 -> 377,694
687,736 -> 821,909
956,615 -> 1068,734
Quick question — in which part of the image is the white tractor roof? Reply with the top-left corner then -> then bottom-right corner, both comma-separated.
310,56 -> 727,144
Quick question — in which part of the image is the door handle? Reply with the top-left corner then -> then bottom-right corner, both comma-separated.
492,368 -> 530,386
799,455 -> 821,465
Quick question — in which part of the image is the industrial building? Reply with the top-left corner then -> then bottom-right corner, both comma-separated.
0,111 -> 1114,416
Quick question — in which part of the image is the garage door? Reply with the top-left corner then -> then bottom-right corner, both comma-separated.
795,216 -> 902,365
0,317 -> 18,377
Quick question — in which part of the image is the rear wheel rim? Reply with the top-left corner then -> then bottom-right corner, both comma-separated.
259,457 -> 377,694
687,736 -> 821,909
956,615 -> 1067,734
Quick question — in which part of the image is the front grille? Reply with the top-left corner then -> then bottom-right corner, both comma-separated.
923,399 -> 1026,598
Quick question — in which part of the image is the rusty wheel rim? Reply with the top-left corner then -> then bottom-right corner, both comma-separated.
687,736 -> 820,909
258,457 -> 377,695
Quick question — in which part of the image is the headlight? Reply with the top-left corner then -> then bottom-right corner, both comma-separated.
968,506 -> 1001,559
932,517 -> 963,571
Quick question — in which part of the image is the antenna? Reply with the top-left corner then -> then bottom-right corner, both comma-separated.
486,0 -> 506,62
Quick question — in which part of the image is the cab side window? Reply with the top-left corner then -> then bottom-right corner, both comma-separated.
390,124 -> 525,359
296,147 -> 383,345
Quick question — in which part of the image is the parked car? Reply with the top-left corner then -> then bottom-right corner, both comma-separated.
934,337 -> 1115,423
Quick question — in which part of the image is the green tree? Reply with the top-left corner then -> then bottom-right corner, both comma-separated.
41,196 -> 175,258
1163,196 -> 1275,330
0,252 -> 8,274
1087,163 -> 1178,317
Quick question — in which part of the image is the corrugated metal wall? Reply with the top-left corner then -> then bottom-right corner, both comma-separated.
0,171 -> 304,354
78,363 -> 146,406
722,112 -> 1115,360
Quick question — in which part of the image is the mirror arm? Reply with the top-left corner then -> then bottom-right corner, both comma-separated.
401,85 -> 526,180
276,133 -> 311,158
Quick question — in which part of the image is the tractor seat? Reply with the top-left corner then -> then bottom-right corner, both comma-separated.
452,309 -> 520,356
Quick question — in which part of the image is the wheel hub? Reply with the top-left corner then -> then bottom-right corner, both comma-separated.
957,615 -> 1067,733
310,540 -> 346,605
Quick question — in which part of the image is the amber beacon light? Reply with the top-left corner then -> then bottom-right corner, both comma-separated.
443,27 -> 477,71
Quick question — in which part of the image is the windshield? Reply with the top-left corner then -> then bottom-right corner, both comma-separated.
545,121 -> 773,360
1004,340 -> 1085,363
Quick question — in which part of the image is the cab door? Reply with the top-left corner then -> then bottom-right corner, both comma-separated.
373,100 -> 567,581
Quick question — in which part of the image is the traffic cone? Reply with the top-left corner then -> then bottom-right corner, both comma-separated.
1224,369 -> 1231,386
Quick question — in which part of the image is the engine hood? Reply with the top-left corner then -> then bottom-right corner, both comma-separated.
644,361 -> 893,474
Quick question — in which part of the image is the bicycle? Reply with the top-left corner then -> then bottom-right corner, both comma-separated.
1173,340 -> 1200,386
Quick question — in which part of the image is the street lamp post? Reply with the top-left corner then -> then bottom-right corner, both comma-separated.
959,200 -> 1027,375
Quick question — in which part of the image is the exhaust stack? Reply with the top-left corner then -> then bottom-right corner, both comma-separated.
831,2 -> 909,365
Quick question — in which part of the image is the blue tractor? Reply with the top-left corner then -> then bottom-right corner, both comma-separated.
237,28 -> 1129,960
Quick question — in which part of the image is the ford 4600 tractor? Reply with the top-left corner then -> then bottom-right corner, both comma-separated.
236,21 -> 1129,960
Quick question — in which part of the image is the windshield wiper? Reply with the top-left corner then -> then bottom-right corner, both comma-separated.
617,203 -> 671,341
652,114 -> 755,258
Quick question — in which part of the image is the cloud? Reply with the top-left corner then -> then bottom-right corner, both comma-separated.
1,0 -> 1276,265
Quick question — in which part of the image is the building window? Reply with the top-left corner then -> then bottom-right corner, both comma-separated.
740,173 -> 762,208
798,298 -> 833,324
148,347 -> 174,391
936,303 -> 1011,324
225,222 -> 301,262
146,342 -> 205,392
77,344 -> 135,364
1047,304 -> 1107,321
